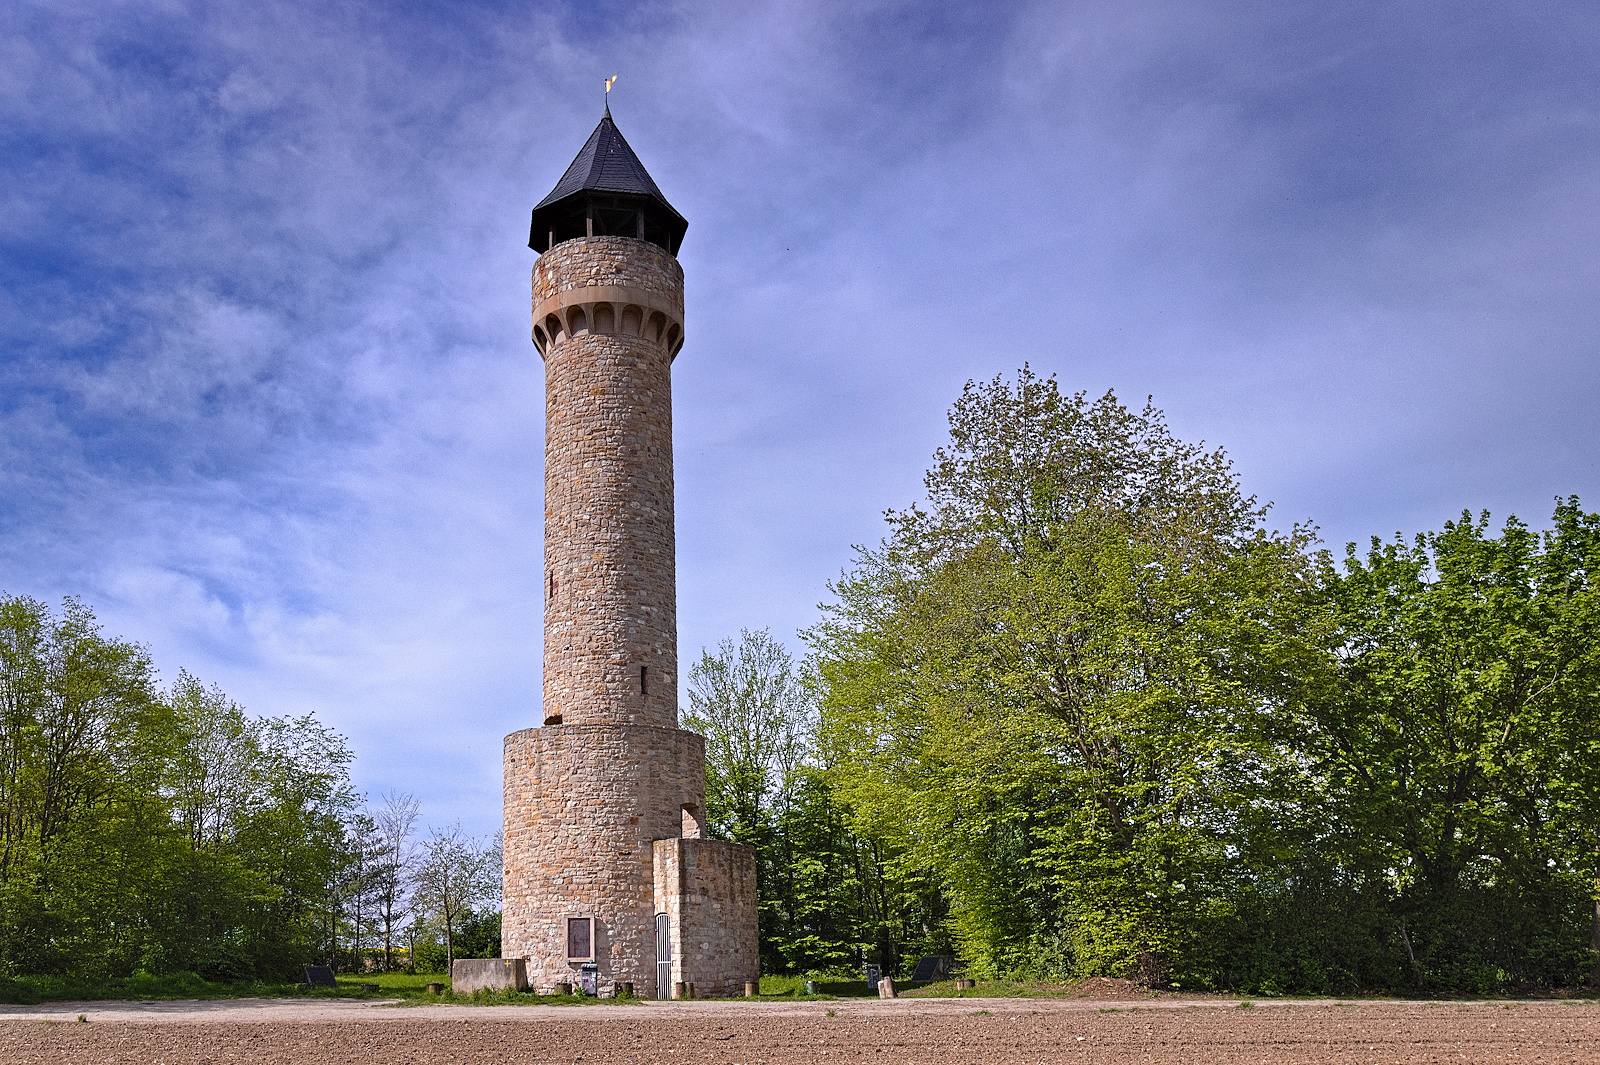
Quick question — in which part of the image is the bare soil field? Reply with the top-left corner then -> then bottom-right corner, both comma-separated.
2,996 -> 1598,1063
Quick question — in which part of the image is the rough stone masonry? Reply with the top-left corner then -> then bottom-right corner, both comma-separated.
498,111 -> 758,999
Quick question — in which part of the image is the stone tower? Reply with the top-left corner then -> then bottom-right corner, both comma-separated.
501,106 -> 759,998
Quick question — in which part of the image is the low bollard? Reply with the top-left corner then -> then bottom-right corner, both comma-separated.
878,977 -> 897,999
745,981 -> 757,998
955,979 -> 976,990
673,981 -> 687,1000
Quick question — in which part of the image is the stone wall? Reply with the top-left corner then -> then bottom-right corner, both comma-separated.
536,235 -> 683,729
451,958 -> 528,994
502,724 -> 705,996
653,838 -> 760,997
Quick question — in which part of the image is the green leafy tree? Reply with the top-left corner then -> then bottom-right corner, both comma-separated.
810,368 -> 1325,982
683,629 -> 815,971
0,595 -> 361,982
411,823 -> 499,969
1297,500 -> 1600,991
0,595 -> 171,976
684,629 -> 810,841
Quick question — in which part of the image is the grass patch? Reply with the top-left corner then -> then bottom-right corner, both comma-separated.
0,972 -> 331,1005
755,974 -> 883,1000
901,978 -> 1110,1000
0,968 -> 656,1008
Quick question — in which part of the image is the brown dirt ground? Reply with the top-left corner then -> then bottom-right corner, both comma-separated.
3,996 -> 1599,1063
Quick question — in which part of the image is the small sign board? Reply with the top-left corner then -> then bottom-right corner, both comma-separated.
304,965 -> 337,988
578,962 -> 599,996
566,916 -> 594,961
865,964 -> 881,989
910,955 -> 956,981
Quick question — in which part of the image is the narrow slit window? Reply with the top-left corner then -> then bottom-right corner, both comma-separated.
549,572 -> 555,601
640,665 -> 648,696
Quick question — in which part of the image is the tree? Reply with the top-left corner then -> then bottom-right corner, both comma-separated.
810,368 -> 1325,982
0,594 -> 168,976
411,823 -> 499,970
0,595 -> 361,981
684,629 -> 811,841
341,812 -> 380,969
1297,500 -> 1600,991
684,629 -> 822,972
371,790 -> 420,971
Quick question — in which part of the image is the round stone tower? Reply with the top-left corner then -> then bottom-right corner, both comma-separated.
502,107 -> 757,999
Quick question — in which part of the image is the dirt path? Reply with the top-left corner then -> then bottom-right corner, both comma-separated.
2,997 -> 1596,1062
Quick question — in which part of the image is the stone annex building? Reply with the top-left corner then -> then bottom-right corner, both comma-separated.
500,105 -> 760,999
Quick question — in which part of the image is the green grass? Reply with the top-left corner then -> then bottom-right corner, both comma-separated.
900,978 -> 1096,1000
0,968 -> 660,1008
0,969 -> 1201,1007
0,971 -> 373,1006
754,974 -> 887,1000
753,974 -> 1150,1002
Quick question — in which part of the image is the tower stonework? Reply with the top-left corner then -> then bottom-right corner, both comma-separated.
501,110 -> 759,998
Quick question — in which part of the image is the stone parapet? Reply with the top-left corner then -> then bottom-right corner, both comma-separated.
532,236 -> 684,359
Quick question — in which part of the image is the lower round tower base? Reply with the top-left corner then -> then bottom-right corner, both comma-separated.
502,723 -> 758,998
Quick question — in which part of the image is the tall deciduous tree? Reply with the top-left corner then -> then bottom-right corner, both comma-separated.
1302,500 -> 1600,990
684,629 -> 811,841
810,368 -> 1325,981
411,823 -> 499,969
0,595 -> 360,980
372,790 -> 420,971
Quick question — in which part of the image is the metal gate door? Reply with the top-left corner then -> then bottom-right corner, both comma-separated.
655,913 -> 671,999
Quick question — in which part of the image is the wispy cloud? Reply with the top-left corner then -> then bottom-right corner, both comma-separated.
2,0 -> 1597,833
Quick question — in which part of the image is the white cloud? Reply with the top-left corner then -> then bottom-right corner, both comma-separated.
1,0 -> 1597,837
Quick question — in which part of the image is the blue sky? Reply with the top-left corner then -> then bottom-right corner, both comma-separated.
3,0 -> 1597,837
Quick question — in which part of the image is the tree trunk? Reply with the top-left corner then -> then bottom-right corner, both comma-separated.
1398,920 -> 1426,992
1589,873 -> 1600,988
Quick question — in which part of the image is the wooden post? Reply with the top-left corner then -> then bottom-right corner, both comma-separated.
744,981 -> 757,997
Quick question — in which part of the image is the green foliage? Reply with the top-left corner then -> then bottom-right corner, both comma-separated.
453,909 -> 502,960
686,630 -> 948,977
1287,501 -> 1600,991
795,366 -> 1600,994
810,369 -> 1323,983
0,594 -> 360,982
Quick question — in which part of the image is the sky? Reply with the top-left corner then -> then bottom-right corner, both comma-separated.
3,0 -> 1597,838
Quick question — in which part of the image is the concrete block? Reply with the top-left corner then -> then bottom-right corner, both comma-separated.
452,958 -> 528,994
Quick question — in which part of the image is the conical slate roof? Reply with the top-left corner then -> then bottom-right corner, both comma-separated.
534,110 -> 678,212
529,109 -> 687,255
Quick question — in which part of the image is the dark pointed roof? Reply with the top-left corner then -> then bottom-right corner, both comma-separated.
534,109 -> 677,211
529,109 -> 687,255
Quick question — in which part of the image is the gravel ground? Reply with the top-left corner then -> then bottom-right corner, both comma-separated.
2,996 -> 1597,1063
